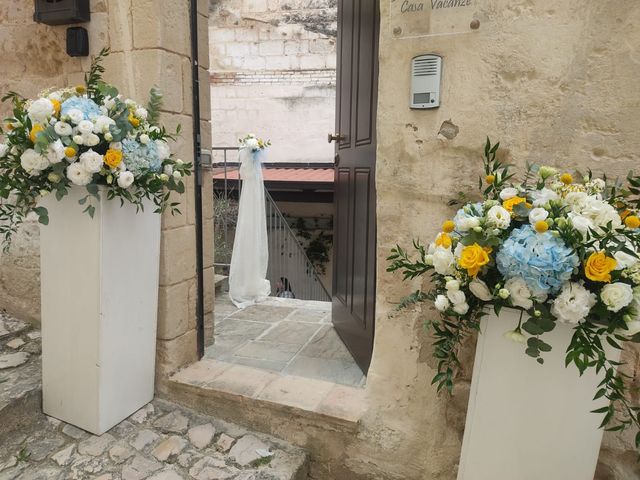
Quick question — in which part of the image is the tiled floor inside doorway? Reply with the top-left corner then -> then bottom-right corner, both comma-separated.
206,294 -> 365,387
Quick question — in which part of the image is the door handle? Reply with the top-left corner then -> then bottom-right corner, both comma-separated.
328,133 -> 346,143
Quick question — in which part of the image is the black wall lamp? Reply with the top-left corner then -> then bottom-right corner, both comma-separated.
34,0 -> 91,57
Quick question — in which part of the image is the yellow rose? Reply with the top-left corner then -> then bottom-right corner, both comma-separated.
29,124 -> 44,143
502,196 -> 529,213
584,251 -> 617,283
103,149 -> 123,169
624,215 -> 640,229
458,243 -> 491,277
128,113 -> 140,127
435,232 -> 452,249
442,220 -> 455,233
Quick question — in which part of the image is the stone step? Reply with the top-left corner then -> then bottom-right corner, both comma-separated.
215,274 -> 229,294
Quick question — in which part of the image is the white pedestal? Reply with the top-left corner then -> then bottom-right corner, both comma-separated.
39,188 -> 161,435
458,308 -> 616,480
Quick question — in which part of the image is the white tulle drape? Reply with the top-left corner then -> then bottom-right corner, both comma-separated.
228,147 -> 271,308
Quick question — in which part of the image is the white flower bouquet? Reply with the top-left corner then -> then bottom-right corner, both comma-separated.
388,139 -> 640,449
0,48 -> 191,249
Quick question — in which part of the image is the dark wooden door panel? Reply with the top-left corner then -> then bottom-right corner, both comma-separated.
332,0 -> 379,374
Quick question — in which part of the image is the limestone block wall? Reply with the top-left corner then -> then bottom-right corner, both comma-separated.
209,0 -> 337,163
0,0 -> 213,378
367,1 -> 640,479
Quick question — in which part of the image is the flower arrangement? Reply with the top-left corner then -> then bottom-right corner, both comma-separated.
238,133 -> 270,152
0,48 -> 191,249
388,139 -> 640,448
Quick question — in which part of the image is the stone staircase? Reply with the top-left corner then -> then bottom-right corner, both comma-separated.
0,314 -> 309,480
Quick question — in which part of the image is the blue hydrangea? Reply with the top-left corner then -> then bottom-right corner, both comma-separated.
122,139 -> 161,175
60,97 -> 103,121
496,225 -> 579,297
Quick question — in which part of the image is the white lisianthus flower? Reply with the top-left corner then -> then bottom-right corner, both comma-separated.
434,295 -> 450,312
66,108 -> 84,125
432,247 -> 454,275
528,207 -> 549,225
67,163 -> 92,186
504,277 -> 533,309
457,216 -> 480,232
600,283 -> 634,312
84,133 -> 100,147
159,173 -> 170,182
176,158 -> 184,165
20,149 -> 49,173
0,143 -> 8,158
538,166 -> 557,180
73,134 -> 84,145
498,288 -> 510,299
172,171 -> 182,180
27,98 -> 54,124
77,120 -> 94,134
163,164 -> 174,176
499,187 -> 518,201
46,139 -> 66,164
504,329 -> 527,344
139,134 -> 150,145
551,282 -> 596,324
453,303 -> 469,315
445,279 -> 460,291
245,138 -> 260,150
117,171 -> 135,189
530,187 -> 560,207
567,212 -> 593,235
447,289 -> 466,305
155,140 -> 170,160
93,115 -> 115,134
469,279 -> 492,301
590,178 -> 606,191
135,107 -> 148,119
54,121 -> 73,136
486,205 -> 511,229
109,142 -> 122,151
79,149 -> 104,173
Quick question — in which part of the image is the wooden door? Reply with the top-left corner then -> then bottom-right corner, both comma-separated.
332,0 -> 379,373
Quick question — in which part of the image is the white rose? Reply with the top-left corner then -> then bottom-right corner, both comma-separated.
432,247 -> 454,275
67,162 -> 92,186
600,283 -> 634,312
445,279 -> 460,291
244,138 -> 259,150
77,120 -> 94,134
117,171 -> 135,188
53,121 -> 72,137
73,134 -> 84,145
135,107 -> 148,120
457,216 -> 480,232
469,279 -> 493,301
93,115 -> 115,134
79,149 -> 104,173
139,134 -> 150,145
551,282 -> 596,324
84,133 -> 100,147
499,187 -> 518,201
20,149 -> 49,173
504,277 -> 533,309
453,302 -> 469,315
486,205 -> 511,229
66,108 -> 84,124
529,207 -> 549,225
0,143 -> 8,158
46,139 -> 65,164
27,98 -> 54,123
447,289 -> 466,305
155,140 -> 171,160
434,295 -> 450,312
530,187 -> 560,207
163,164 -> 174,176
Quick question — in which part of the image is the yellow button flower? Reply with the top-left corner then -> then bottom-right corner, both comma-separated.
29,124 -> 44,143
624,215 -> 640,229
584,251 -> 616,283
560,173 -> 573,185
485,174 -> 495,184
435,232 -> 452,249
534,220 -> 549,233
458,243 -> 491,277
103,149 -> 123,169
75,85 -> 87,94
51,99 -> 61,117
442,220 -> 455,233
502,196 -> 529,213
64,146 -> 76,158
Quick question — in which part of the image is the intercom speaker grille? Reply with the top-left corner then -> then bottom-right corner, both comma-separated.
412,58 -> 439,77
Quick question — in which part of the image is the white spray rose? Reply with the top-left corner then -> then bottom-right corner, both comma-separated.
73,135 -> 84,145
155,140 -> 171,161
79,149 -> 104,174
0,144 -> 8,158
67,163 -> 92,186
77,120 -> 94,134
530,187 -> 559,207
600,283 -> 634,312
447,289 -> 466,305
53,121 -> 73,137
20,149 -> 49,173
435,295 -> 450,312
117,171 -> 135,189
46,139 -> 66,164
486,205 -> 511,229
27,98 -> 54,124
551,282 -> 596,324
469,279 -> 492,301
504,277 -> 533,309
93,115 -> 115,134
66,108 -> 84,124
499,187 -> 518,200
84,133 -> 100,147
528,207 -> 549,225
432,247 -> 454,275
453,303 -> 469,315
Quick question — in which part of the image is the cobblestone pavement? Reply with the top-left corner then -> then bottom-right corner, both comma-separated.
0,314 -> 308,480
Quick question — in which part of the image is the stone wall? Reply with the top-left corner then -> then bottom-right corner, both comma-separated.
209,0 -> 336,163
371,1 -> 640,479
0,0 -> 213,378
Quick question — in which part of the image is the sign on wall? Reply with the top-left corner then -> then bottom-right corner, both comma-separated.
389,0 -> 478,38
